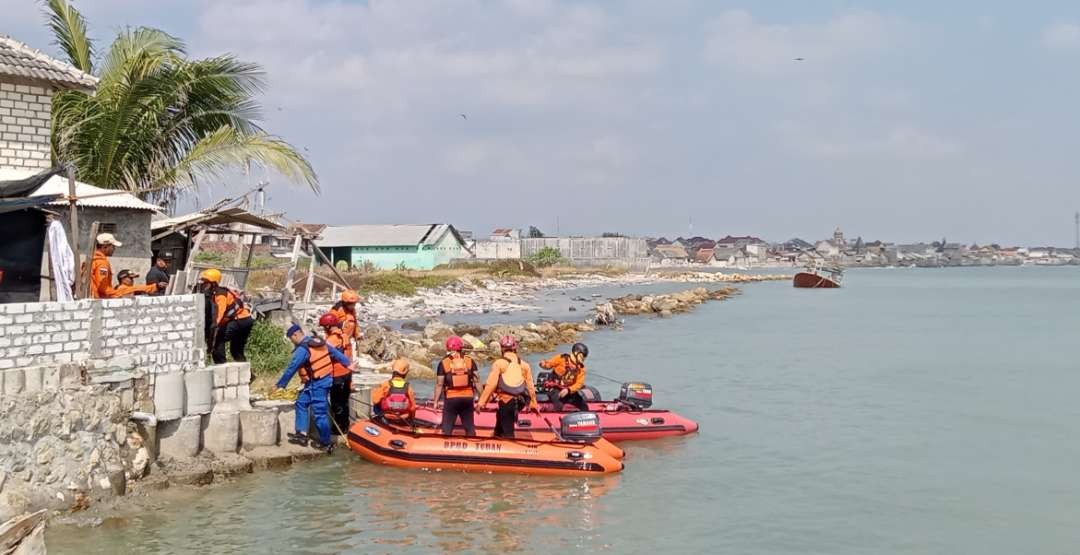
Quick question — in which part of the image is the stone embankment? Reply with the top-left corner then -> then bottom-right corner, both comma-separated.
352,271 -> 783,323
352,286 -> 740,379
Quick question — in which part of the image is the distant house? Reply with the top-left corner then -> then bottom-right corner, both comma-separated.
712,246 -> 751,268
489,228 -> 520,241
651,244 -> 689,265
315,224 -> 470,270
716,235 -> 767,249
693,248 -> 715,265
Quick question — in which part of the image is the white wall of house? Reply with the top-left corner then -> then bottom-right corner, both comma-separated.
0,81 -> 52,172
474,240 -> 521,259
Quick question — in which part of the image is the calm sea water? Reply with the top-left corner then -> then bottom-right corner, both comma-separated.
48,267 -> 1080,554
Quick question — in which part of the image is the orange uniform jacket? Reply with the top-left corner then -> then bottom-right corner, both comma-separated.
90,250 -> 157,299
540,354 -> 587,393
210,288 -> 251,326
329,303 -> 361,357
371,378 -> 416,418
477,353 -> 538,408
324,328 -> 352,379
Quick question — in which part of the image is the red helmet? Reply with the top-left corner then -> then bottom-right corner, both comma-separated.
318,313 -> 340,328
445,336 -> 464,352
499,335 -> 518,351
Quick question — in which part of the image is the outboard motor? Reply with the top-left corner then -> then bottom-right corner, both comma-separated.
617,382 -> 653,409
559,412 -> 602,443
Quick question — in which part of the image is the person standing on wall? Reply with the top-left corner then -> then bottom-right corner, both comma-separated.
90,233 -> 165,299
197,268 -> 255,364
145,253 -> 171,296
318,312 -> 353,435
329,289 -> 363,356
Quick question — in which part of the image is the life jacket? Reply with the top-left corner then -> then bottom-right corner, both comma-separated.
325,328 -> 352,379
213,286 -> 249,322
380,377 -> 412,414
442,355 -> 475,390
298,338 -> 334,383
554,354 -> 582,387
496,355 -> 528,397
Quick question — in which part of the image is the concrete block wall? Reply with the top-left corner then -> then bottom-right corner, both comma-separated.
0,294 -> 205,393
0,82 -> 53,171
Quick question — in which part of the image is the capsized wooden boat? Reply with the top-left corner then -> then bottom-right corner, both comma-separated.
793,263 -> 843,288
348,418 -> 624,476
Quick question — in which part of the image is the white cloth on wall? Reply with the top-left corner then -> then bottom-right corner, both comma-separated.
47,220 -> 75,302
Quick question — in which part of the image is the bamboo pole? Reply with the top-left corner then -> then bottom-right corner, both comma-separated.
303,245 -> 316,302
65,166 -> 79,265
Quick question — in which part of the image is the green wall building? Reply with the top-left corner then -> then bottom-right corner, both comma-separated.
316,224 -> 470,271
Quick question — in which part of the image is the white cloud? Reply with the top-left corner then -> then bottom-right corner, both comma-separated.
1041,22 -> 1080,51
778,121 -> 962,161
703,10 -> 897,75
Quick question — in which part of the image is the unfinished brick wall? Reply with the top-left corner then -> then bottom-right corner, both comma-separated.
0,295 -> 206,388
0,81 -> 52,172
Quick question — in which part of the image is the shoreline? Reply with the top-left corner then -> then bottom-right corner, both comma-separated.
42,279 -> 764,532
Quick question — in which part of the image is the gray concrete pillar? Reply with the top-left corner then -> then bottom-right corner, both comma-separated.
154,372 -> 185,420
202,408 -> 240,454
239,409 -> 279,450
184,369 -> 214,415
158,415 -> 202,459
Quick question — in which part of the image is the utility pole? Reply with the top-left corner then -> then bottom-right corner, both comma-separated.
1075,211 -> 1079,250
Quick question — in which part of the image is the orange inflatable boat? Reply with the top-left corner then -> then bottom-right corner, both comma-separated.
407,416 -> 625,460
347,414 -> 624,477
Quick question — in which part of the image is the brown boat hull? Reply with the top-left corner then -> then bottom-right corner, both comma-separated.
793,272 -> 841,288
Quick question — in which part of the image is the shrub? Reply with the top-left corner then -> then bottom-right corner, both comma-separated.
527,246 -> 563,267
246,319 -> 293,375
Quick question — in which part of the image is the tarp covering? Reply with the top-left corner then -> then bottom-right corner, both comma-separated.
0,167 -> 64,198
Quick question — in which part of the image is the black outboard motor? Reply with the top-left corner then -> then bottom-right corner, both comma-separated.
559,412 -> 602,443
617,382 -> 653,409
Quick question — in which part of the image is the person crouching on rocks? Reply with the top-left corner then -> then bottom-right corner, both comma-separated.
371,359 -> 417,425
271,324 -> 352,452
538,342 -> 590,412
476,336 -> 538,439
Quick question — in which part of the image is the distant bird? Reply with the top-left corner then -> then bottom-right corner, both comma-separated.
459,113 -> 467,120
794,57 -> 805,61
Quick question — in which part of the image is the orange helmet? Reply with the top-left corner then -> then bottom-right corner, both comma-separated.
391,358 -> 410,376
341,289 -> 360,303
199,268 -> 222,283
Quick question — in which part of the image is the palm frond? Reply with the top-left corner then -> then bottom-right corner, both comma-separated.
149,126 -> 318,194
44,0 -> 94,73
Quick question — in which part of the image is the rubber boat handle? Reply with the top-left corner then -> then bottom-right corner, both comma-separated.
517,419 -> 532,427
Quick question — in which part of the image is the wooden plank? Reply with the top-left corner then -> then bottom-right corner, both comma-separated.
66,166 -> 79,265
302,245 -> 316,302
76,221 -> 99,299
169,229 -> 205,295
281,233 -> 303,308
309,239 -> 355,290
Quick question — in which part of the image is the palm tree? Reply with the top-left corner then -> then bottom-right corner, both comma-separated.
45,0 -> 318,208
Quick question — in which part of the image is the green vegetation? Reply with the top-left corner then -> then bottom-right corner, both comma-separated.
245,319 -> 292,376
526,246 -> 564,267
354,272 -> 454,296
45,0 -> 316,207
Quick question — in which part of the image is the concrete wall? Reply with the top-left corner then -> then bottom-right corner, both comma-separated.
474,240 -> 521,260
53,207 -> 154,277
0,81 -> 52,172
0,294 -> 205,374
521,237 -> 648,264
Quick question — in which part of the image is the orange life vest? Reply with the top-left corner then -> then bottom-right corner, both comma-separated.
442,354 -> 475,390
325,328 -> 352,379
298,339 -> 334,382
554,354 -> 582,387
380,378 -> 412,414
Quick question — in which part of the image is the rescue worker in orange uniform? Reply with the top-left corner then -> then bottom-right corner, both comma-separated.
538,342 -> 590,412
115,270 -> 151,297
90,233 -> 164,298
433,336 -> 479,435
371,359 -> 416,423
476,336 -> 538,438
197,269 -> 255,364
328,290 -> 362,356
318,312 -> 353,435
271,324 -> 352,451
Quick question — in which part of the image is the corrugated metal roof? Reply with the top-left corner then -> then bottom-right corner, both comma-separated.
0,169 -> 161,212
151,207 -> 283,232
0,35 -> 98,90
316,224 -> 455,247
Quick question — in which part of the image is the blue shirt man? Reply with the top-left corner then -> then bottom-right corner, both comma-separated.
272,324 -> 352,450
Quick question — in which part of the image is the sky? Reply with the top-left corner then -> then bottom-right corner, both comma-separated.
7,0 -> 1080,246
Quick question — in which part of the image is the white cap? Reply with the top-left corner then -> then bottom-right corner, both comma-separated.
96,233 -> 123,247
